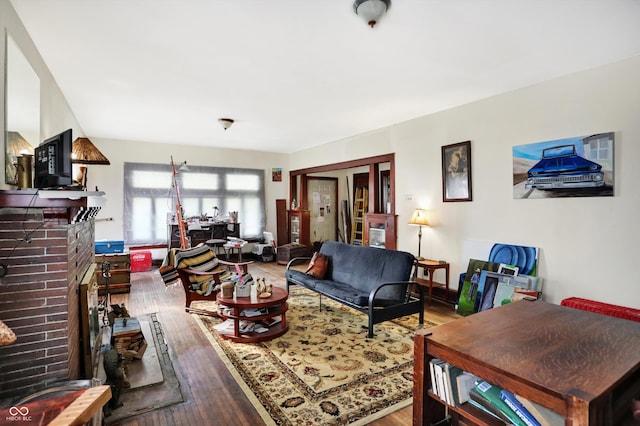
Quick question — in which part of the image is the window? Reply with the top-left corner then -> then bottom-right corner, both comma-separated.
123,162 -> 265,245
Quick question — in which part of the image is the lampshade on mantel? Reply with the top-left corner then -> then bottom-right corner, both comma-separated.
71,137 -> 110,165
409,208 -> 430,260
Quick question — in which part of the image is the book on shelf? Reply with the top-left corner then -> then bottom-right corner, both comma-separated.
240,308 -> 268,317
261,315 -> 282,327
432,359 -> 447,402
514,394 -> 564,426
456,371 -> 479,404
469,388 -> 514,425
474,380 -> 528,426
436,361 -> 452,405
213,319 -> 235,335
443,363 -> 464,406
500,389 -> 542,426
429,359 -> 440,397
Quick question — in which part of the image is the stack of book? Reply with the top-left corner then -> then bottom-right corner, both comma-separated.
429,359 -> 479,407
469,380 -> 563,426
428,360 -> 563,426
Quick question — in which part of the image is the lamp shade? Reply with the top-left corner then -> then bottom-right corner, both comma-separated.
353,0 -> 391,27
409,209 -> 430,226
72,137 -> 110,165
218,118 -> 234,130
6,132 -> 34,184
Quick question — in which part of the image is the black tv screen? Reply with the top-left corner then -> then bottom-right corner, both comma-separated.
34,129 -> 73,189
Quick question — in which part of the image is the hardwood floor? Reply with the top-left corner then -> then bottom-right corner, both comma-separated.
108,261 -> 460,425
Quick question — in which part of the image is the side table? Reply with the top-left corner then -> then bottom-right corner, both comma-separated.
216,287 -> 288,343
414,259 -> 450,306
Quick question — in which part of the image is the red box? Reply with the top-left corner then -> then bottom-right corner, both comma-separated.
130,250 -> 152,272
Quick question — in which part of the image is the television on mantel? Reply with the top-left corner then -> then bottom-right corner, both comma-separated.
33,129 -> 73,189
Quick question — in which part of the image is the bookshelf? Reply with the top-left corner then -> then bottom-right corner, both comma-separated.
413,300 -> 640,425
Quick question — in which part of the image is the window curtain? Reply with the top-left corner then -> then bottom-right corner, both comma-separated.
123,162 -> 265,246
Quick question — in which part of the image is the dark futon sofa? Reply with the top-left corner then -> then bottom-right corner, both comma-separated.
285,241 -> 424,337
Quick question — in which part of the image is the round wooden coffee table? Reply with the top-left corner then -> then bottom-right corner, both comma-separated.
216,286 -> 288,343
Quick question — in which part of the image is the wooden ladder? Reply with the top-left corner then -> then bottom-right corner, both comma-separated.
350,186 -> 368,245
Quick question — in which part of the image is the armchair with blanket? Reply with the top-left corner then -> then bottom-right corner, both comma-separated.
160,243 -> 253,313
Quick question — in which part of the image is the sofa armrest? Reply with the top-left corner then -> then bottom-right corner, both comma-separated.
285,256 -> 312,271
367,281 -> 424,309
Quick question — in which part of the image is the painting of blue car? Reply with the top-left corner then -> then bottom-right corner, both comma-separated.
525,144 -> 604,189
512,132 -> 614,199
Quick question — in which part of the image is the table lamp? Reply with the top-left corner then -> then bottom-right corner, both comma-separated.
409,208 -> 430,260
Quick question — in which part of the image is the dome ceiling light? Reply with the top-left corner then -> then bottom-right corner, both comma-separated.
218,118 -> 234,131
353,0 -> 391,28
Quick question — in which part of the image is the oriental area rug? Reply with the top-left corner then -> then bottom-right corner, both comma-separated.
193,288 -> 437,426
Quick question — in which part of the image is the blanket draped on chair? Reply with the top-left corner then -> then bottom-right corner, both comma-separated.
160,244 -> 231,296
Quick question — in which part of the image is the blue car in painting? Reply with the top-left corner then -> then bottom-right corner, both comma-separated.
525,144 -> 604,190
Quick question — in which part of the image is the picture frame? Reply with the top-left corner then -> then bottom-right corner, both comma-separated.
442,141 -> 472,202
498,264 -> 519,276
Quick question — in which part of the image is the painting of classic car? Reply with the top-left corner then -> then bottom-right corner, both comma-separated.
526,144 -> 604,189
513,132 -> 614,199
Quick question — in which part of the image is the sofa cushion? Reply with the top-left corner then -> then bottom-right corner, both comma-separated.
318,241 -> 414,302
286,269 -> 406,307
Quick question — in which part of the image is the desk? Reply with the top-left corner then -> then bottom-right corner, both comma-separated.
413,300 -> 640,425
414,259 -> 450,305
168,222 -> 240,249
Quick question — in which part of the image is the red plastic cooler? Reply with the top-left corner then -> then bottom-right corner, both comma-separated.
130,250 -> 152,272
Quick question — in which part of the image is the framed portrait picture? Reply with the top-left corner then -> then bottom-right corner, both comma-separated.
442,141 -> 472,202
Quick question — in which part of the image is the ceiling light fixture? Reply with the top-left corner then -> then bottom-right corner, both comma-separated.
218,118 -> 234,131
353,0 -> 391,28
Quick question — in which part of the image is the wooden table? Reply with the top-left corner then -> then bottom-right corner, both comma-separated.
414,259 -> 450,305
216,287 -> 288,343
413,300 -> 640,425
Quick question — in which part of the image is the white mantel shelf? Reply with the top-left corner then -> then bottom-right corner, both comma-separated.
37,190 -> 105,199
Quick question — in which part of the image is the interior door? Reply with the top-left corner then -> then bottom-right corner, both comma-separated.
306,177 -> 338,248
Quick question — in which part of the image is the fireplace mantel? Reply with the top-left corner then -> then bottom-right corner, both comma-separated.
0,189 -> 105,224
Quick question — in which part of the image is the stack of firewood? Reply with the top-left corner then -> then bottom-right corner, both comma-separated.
112,317 -> 148,361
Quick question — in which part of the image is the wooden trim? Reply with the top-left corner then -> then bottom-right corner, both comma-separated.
288,153 -> 395,215
290,153 -> 394,176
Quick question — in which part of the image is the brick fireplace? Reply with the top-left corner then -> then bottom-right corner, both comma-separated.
0,191 -> 99,401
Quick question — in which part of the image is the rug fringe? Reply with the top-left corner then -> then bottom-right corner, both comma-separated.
349,398 -> 412,426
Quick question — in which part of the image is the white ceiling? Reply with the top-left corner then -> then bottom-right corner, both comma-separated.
10,0 -> 640,154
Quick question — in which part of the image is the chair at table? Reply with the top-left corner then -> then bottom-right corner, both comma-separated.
159,244 -> 252,314
205,238 -> 227,256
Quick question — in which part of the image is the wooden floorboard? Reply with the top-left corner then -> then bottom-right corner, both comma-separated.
107,260 -> 459,425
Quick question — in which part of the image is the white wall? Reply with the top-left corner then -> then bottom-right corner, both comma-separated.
88,138 -> 289,246
0,0 -> 83,189
290,55 -> 640,307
